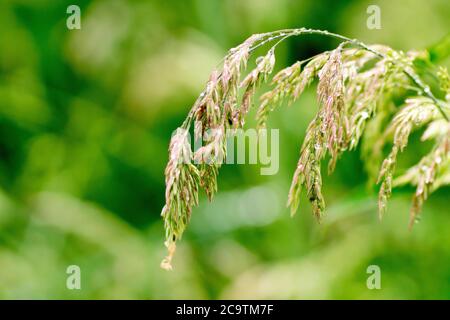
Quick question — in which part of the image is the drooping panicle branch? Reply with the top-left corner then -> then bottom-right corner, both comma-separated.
161,28 -> 450,269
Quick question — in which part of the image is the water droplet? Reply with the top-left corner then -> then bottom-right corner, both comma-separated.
361,111 -> 369,120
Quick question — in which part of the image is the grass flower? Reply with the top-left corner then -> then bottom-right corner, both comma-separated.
161,28 -> 450,269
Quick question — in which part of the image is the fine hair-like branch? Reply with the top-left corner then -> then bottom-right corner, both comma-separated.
160,28 -> 450,270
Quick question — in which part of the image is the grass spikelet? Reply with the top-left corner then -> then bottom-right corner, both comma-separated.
316,46 -> 347,172
236,49 -> 276,126
194,125 -> 226,201
377,97 -> 441,218
161,128 -> 200,269
394,122 -> 450,227
287,120 -> 326,219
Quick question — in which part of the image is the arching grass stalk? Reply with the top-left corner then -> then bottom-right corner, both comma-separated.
161,28 -> 450,270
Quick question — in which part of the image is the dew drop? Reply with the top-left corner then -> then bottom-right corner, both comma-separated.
361,111 -> 369,120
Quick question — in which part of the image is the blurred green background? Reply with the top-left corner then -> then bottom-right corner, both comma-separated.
0,0 -> 449,299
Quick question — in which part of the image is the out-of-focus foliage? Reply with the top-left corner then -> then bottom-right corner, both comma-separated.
0,0 -> 449,299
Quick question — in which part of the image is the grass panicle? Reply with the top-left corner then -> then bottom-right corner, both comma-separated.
161,28 -> 450,269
